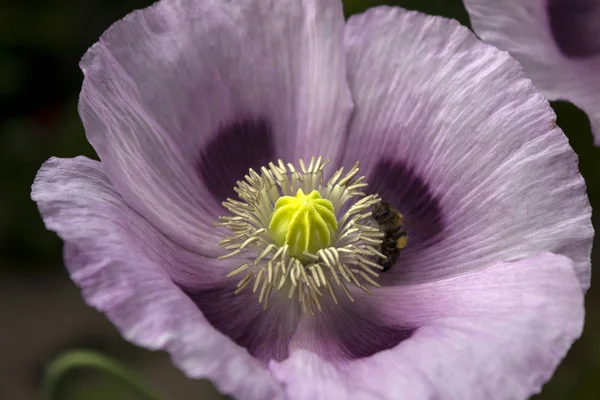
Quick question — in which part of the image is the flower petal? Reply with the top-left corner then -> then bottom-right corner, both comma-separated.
31,157 -> 283,399
270,253 -> 584,400
464,0 -> 600,143
341,7 -> 593,289
80,0 -> 352,253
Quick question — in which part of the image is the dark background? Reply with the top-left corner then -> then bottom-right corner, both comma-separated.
1,0 -> 598,398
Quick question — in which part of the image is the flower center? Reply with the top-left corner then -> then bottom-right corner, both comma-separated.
216,157 -> 389,314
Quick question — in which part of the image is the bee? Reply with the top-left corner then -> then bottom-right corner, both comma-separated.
372,201 -> 408,272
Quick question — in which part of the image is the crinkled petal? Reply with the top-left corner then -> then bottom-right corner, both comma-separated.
271,253 -> 584,400
31,157 -> 283,399
341,7 -> 593,290
80,0 -> 353,253
464,0 -> 600,143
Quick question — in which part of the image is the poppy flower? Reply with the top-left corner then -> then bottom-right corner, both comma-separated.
464,0 -> 600,143
32,0 -> 593,399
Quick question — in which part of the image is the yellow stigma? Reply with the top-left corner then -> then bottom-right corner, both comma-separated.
269,189 -> 337,262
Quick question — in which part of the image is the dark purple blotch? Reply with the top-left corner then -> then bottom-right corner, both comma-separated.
198,118 -> 275,203
182,285 -> 295,362
548,0 -> 600,58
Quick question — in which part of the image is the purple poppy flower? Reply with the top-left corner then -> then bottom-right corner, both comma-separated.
464,0 -> 600,144
32,0 -> 593,399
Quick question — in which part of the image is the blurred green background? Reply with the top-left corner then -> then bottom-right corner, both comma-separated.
0,0 -> 598,399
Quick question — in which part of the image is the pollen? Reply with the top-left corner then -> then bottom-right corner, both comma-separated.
216,156 -> 385,315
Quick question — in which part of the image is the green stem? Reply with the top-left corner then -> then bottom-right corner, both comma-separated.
41,349 -> 163,400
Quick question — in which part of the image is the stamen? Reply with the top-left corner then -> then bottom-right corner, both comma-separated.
226,263 -> 250,278
327,283 -> 339,304
216,157 -> 388,313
